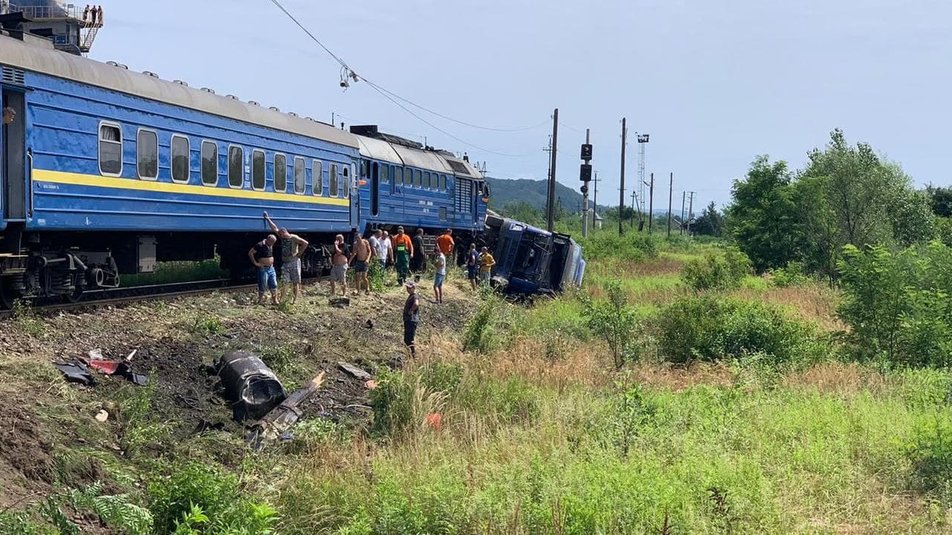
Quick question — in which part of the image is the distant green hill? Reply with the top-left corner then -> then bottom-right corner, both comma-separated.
485,177 -> 595,213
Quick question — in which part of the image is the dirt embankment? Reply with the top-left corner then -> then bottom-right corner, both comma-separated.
0,276 -> 479,506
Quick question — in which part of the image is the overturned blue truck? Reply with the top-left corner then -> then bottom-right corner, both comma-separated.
483,213 -> 586,296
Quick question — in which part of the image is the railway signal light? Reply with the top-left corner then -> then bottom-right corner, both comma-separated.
580,163 -> 592,182
580,184 -> 589,195
580,143 -> 593,161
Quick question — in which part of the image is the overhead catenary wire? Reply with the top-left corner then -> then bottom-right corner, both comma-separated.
266,0 -> 547,139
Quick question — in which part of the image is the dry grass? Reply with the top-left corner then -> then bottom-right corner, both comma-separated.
730,284 -> 844,332
781,361 -> 888,397
422,333 -> 614,391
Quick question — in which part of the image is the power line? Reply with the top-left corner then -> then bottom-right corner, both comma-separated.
267,0 -> 547,137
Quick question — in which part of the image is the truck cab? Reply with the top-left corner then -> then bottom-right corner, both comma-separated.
484,214 -> 584,295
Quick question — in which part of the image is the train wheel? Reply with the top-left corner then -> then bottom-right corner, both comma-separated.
63,275 -> 85,303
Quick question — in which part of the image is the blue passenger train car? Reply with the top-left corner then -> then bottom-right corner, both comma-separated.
0,32 -> 367,304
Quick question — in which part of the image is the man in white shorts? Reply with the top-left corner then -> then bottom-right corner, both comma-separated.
264,212 -> 309,304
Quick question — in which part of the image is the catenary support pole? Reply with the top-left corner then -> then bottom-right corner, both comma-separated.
667,172 -> 673,239
546,108 -> 559,232
619,118 -> 626,236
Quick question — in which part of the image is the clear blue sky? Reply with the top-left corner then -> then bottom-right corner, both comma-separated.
91,0 -> 950,209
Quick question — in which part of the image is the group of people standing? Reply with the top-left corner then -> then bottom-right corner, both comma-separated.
248,214 -> 495,358
81,5 -> 103,27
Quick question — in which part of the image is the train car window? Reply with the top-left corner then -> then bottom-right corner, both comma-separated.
228,145 -> 243,188
313,160 -> 323,196
136,129 -> 158,180
395,167 -> 403,186
251,150 -> 265,191
381,164 -> 389,183
171,135 -> 189,183
424,172 -> 431,190
98,122 -> 122,176
359,159 -> 368,179
439,207 -> 447,221
201,141 -> 218,185
440,174 -> 447,191
293,157 -> 305,194
414,169 -> 422,187
273,153 -> 287,192
329,164 -> 339,197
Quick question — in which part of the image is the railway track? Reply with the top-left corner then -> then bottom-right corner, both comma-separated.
0,278 -> 271,319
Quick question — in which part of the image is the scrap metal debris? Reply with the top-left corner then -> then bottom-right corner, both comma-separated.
215,351 -> 286,422
248,371 -> 326,451
338,362 -> 372,381
84,348 -> 148,386
53,361 -> 95,385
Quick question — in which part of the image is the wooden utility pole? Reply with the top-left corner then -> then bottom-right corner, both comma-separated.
546,108 -> 559,232
618,117 -> 626,235
667,172 -> 673,238
686,191 -> 695,235
680,191 -> 686,235
630,190 -> 637,229
647,172 -> 655,234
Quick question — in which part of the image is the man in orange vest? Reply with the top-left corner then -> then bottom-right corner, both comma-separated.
391,226 -> 413,284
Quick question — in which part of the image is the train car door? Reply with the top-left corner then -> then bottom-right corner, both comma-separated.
348,163 -> 360,229
370,162 -> 380,217
1,89 -> 26,221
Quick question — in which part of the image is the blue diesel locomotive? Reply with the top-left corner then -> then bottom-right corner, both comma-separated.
0,31 -> 491,306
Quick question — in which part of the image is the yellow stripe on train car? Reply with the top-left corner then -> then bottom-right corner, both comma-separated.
32,169 -> 351,207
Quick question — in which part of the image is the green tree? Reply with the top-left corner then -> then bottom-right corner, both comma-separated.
926,185 -> 952,218
691,202 -> 724,236
726,156 -> 800,272
795,130 -> 935,277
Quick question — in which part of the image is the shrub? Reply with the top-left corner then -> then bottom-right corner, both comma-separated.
369,367 -> 451,438
462,292 -> 510,353
682,249 -> 751,291
837,242 -> 952,367
768,261 -> 812,287
655,295 -> 821,364
582,281 -> 641,369
580,231 -> 659,262
148,462 -> 277,534
69,482 -> 153,535
907,418 -> 952,505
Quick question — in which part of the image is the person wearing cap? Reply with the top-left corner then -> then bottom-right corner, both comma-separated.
403,281 -> 420,357
392,226 -> 413,284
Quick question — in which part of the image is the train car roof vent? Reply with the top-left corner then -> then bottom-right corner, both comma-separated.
117,63 -> 128,70
287,111 -> 298,117
248,100 -> 260,106
173,79 -> 188,86
268,106 -> 280,112
305,116 -> 316,122
143,71 -> 159,78
200,87 -> 216,94
106,60 -> 119,66
226,94 -> 239,100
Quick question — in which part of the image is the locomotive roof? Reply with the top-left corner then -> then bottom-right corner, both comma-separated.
0,34 -> 358,149
353,133 -> 484,179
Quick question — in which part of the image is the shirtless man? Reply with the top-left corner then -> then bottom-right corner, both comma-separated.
329,234 -> 349,297
263,212 -> 309,304
350,233 -> 373,295
248,234 -> 279,305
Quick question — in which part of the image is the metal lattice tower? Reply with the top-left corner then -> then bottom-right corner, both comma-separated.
636,133 -> 650,220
